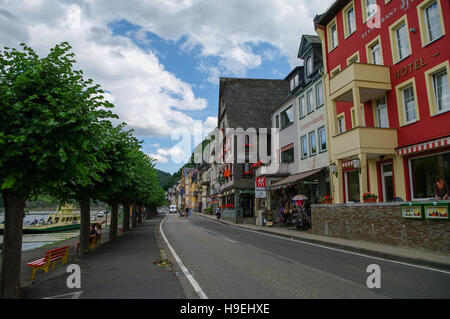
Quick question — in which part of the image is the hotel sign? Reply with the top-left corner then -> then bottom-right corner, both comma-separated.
394,58 -> 427,81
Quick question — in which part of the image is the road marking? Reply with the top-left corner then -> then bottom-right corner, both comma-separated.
197,215 -> 450,275
43,291 -> 83,299
160,213 -> 208,299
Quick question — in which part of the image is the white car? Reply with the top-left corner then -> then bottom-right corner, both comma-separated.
169,205 -> 177,213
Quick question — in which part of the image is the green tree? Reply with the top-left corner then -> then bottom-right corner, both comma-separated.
0,42 -> 115,298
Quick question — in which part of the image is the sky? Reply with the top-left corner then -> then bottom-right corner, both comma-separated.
0,0 -> 334,174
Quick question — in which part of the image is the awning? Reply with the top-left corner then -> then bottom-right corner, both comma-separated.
270,168 -> 326,189
396,136 -> 450,156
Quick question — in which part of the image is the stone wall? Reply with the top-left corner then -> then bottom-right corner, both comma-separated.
312,203 -> 450,254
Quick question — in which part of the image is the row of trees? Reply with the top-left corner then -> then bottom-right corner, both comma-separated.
0,42 -> 165,298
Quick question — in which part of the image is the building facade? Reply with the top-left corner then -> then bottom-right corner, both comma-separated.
315,0 -> 450,203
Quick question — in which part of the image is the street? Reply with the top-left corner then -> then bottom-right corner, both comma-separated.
161,213 -> 450,299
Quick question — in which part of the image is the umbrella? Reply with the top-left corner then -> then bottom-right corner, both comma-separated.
292,194 -> 308,200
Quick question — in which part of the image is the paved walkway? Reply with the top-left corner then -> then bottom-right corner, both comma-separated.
21,217 -> 185,299
196,213 -> 450,269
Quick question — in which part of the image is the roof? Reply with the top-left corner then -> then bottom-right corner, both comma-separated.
314,0 -> 349,29
298,34 -> 321,59
219,77 -> 288,130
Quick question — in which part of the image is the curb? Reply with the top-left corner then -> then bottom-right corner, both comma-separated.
195,213 -> 450,271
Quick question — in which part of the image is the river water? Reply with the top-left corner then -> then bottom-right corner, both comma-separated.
0,210 -> 104,252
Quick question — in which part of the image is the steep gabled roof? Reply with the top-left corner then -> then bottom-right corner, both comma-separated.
297,34 -> 322,59
219,77 -> 288,130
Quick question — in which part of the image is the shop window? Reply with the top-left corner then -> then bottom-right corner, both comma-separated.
280,106 -> 294,129
316,81 -> 324,108
417,0 -> 445,47
299,95 -> 306,118
366,35 -> 383,65
409,151 -> 450,199
389,16 -> 411,64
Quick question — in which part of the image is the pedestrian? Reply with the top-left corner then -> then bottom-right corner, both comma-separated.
185,207 -> 189,220
96,224 -> 102,245
434,177 -> 449,200
216,207 -> 221,220
178,209 -> 183,220
188,207 -> 192,219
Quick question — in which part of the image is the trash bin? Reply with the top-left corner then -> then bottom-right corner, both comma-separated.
422,201 -> 450,220
401,202 -> 423,219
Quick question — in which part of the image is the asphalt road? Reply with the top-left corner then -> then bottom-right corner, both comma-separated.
162,213 -> 450,299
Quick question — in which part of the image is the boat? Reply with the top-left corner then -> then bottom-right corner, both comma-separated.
0,204 -> 81,234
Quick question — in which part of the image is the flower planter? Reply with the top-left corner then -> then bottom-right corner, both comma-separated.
363,198 -> 377,203
321,200 -> 333,204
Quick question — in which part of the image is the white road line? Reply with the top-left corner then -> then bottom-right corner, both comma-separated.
160,213 -> 208,299
43,291 -> 83,299
199,215 -> 450,275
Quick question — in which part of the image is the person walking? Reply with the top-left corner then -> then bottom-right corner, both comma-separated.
216,207 -> 221,220
185,207 -> 189,220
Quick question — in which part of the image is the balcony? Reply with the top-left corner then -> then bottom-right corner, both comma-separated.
329,63 -> 391,103
332,127 -> 398,160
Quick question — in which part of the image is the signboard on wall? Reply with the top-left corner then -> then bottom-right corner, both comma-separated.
255,177 -> 267,199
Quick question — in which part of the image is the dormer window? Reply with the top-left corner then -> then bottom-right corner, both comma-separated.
306,56 -> 313,76
290,74 -> 299,91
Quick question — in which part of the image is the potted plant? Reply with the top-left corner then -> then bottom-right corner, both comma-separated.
320,195 -> 333,204
363,192 -> 378,203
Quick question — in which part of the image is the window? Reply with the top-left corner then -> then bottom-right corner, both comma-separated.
366,36 -> 383,65
410,151 -> 450,199
280,106 -> 294,129
275,115 -> 280,129
316,82 -> 324,108
301,135 -> 308,158
290,74 -> 300,91
309,131 -> 317,156
390,17 -> 411,63
328,19 -> 338,51
433,70 -> 449,113
403,85 -> 417,123
337,115 -> 346,134
344,2 -> 356,37
281,146 -> 295,163
307,89 -> 314,113
417,0 -> 445,46
347,51 -> 359,65
306,56 -> 313,76
396,78 -> 420,126
424,61 -> 450,116
299,96 -> 306,118
365,0 -> 377,19
318,126 -> 327,152
375,96 -> 389,128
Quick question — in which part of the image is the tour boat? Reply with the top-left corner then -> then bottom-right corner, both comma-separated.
0,204 -> 81,234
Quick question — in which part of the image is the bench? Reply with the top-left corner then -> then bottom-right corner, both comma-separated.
27,246 -> 69,280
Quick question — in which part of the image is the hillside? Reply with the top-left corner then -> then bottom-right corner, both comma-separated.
155,169 -> 172,191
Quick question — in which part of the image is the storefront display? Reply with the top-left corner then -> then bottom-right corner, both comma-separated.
423,202 -> 449,220
401,203 -> 423,219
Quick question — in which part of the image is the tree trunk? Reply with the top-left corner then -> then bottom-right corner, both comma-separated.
0,190 -> 26,299
79,197 -> 91,253
137,206 -> 143,224
131,203 -> 137,229
122,202 -> 130,232
109,201 -> 118,240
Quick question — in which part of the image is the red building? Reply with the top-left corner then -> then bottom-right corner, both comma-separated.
314,0 -> 449,202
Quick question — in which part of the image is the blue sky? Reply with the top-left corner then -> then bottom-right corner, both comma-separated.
0,0 -> 334,174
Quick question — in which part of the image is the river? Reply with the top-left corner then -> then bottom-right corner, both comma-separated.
0,210 -> 105,252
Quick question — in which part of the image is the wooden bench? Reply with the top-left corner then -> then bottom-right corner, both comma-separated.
27,246 -> 69,280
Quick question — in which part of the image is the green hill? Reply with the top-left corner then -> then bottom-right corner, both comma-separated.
155,169 -> 172,191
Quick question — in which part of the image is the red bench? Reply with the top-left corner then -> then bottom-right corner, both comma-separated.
27,246 -> 69,280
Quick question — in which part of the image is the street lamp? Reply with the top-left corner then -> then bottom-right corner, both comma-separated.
352,158 -> 362,174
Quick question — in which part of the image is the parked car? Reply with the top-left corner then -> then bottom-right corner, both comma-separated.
169,205 -> 177,213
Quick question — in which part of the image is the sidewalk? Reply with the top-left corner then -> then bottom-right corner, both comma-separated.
196,213 -> 450,270
21,217 -> 185,299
